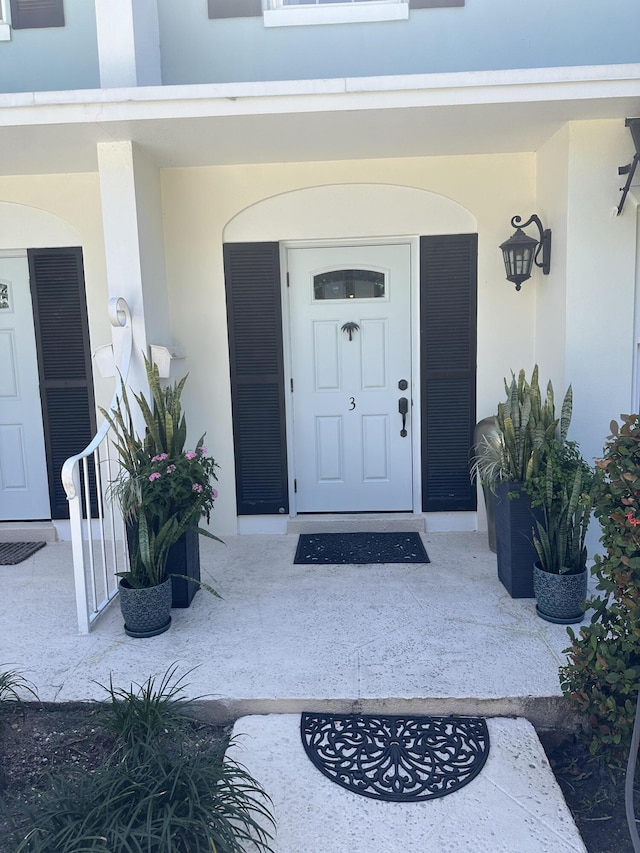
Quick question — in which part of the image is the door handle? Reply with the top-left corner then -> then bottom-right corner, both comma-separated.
398,397 -> 408,437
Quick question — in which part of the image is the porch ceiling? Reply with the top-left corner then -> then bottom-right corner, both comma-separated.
0,66 -> 639,175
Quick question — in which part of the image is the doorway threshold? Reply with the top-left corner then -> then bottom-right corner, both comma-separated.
0,521 -> 58,543
287,513 -> 425,534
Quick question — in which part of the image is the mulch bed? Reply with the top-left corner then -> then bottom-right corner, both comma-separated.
539,729 -> 640,853
0,704 -> 229,853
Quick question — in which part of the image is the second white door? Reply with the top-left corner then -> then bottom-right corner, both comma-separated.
0,254 -> 51,520
288,244 -> 413,512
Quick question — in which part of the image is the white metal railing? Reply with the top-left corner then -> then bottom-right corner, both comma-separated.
62,297 -> 133,633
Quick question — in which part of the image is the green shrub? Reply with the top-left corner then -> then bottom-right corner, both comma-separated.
561,415 -> 640,765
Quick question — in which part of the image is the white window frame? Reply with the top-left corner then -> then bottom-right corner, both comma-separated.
0,0 -> 10,41
264,0 -> 409,28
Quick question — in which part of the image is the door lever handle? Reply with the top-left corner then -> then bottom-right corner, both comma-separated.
398,397 -> 408,437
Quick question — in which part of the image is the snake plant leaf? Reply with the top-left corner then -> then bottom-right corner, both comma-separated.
136,392 -> 162,451
137,512 -> 153,578
560,385 -> 573,443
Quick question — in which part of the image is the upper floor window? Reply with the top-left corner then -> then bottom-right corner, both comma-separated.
264,0 -> 409,27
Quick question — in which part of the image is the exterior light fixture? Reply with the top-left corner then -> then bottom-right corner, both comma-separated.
499,214 -> 552,291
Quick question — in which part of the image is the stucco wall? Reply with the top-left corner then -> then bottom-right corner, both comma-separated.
563,121 -> 639,465
158,0 -> 640,86
0,174 -> 111,411
160,153 -> 537,534
0,0 -> 99,94
0,121 -> 634,538
535,120 -> 639,466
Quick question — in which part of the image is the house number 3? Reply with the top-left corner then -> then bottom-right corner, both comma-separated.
349,397 -> 356,411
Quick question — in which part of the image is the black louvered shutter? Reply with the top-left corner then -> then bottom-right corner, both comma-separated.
28,248 -> 96,519
224,242 -> 289,515
10,0 -> 64,28
420,234 -> 477,512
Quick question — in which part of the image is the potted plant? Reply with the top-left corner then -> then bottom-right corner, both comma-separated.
529,439 -> 593,623
473,366 -> 572,598
102,357 -> 221,637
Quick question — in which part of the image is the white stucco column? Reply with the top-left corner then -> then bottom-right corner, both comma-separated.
95,0 -> 161,88
97,140 -> 170,398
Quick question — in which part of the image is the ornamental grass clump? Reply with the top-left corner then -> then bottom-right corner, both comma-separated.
0,668 -> 38,709
8,667 -> 275,853
561,415 -> 640,765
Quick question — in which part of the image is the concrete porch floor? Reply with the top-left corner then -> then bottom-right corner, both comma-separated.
0,531 -> 585,722
0,531 -> 589,851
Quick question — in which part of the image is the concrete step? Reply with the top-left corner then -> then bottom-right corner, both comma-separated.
287,513 -> 426,534
0,521 -> 58,543
230,714 -> 587,853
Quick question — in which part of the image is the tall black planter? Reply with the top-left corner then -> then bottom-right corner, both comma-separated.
167,527 -> 200,608
494,481 -> 540,598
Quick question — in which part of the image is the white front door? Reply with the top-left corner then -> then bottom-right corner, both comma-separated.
288,244 -> 413,512
0,254 -> 51,520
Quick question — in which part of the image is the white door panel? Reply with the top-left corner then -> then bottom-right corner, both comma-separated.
0,256 -> 50,519
289,244 -> 412,512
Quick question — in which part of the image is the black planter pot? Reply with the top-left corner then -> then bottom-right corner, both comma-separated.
533,562 -> 588,624
494,481 -> 541,598
167,527 -> 201,608
119,577 -> 172,638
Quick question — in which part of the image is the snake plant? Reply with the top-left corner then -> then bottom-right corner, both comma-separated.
473,366 -> 573,490
530,440 -> 593,574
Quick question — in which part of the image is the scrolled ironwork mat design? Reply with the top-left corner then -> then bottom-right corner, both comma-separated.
300,712 -> 490,802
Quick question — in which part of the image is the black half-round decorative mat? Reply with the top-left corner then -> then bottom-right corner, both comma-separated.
294,532 -> 429,565
0,542 -> 46,565
300,712 -> 490,802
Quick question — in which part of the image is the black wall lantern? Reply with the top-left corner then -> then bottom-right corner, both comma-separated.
499,214 -> 552,291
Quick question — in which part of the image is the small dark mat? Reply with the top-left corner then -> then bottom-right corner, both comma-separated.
294,532 -> 429,564
301,712 -> 490,802
0,542 -> 46,565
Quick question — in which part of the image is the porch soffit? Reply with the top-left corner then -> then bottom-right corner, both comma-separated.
0,65 -> 638,176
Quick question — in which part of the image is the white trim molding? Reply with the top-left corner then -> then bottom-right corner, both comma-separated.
264,0 -> 409,28
0,0 -> 11,40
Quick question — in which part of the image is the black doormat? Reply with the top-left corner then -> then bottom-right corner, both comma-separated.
0,542 -> 46,565
294,532 -> 429,564
301,712 -> 490,802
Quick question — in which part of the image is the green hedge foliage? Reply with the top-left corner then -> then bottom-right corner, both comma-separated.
561,414 -> 640,765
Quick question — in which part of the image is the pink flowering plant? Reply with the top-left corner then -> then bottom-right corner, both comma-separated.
102,356 -> 221,589
141,444 -> 219,531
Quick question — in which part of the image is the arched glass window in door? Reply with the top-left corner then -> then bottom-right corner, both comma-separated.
313,269 -> 385,300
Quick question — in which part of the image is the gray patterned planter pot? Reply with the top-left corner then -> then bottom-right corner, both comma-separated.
533,562 -> 588,624
119,577 -> 172,638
